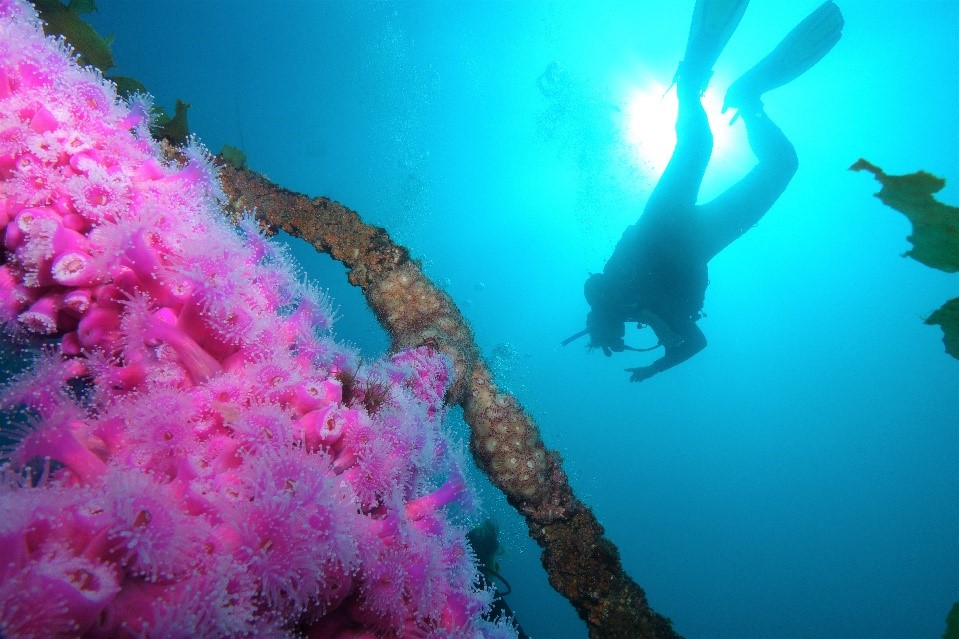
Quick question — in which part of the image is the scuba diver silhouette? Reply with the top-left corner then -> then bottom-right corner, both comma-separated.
564,0 -> 844,382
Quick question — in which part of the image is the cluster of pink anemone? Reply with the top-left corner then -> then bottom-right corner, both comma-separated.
0,1 -> 516,637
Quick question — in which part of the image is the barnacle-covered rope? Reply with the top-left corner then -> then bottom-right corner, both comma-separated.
216,160 -> 681,639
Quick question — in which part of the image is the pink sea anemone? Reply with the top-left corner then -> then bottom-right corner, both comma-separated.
0,2 -> 515,638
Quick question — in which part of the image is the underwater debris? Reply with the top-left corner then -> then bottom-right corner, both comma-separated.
852,159 -> 959,360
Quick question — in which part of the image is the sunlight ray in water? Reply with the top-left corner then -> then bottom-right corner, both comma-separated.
622,79 -> 740,176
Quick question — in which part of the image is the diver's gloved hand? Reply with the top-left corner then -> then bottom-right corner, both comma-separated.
625,365 -> 656,383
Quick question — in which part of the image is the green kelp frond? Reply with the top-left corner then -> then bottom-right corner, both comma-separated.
220,145 -> 248,170
925,298 -> 959,360
35,0 -> 115,72
944,602 -> 959,639
110,75 -> 149,101
851,159 -> 959,273
153,99 -> 191,146
68,0 -> 97,13
852,159 -> 959,359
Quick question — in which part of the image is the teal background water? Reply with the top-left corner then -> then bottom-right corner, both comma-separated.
89,2 -> 958,638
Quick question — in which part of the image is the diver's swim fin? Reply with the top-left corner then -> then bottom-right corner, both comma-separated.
724,1 -> 844,112
678,0 -> 751,88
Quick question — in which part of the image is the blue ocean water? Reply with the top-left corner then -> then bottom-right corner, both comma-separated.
88,1 -> 958,638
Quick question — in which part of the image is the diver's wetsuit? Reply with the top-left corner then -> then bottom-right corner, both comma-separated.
586,76 -> 798,381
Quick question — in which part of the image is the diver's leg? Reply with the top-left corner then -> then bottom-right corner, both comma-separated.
698,104 -> 798,259
600,82 -> 712,290
642,77 -> 714,221
638,0 -> 753,221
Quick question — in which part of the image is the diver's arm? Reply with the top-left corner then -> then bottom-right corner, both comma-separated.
625,316 -> 706,382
